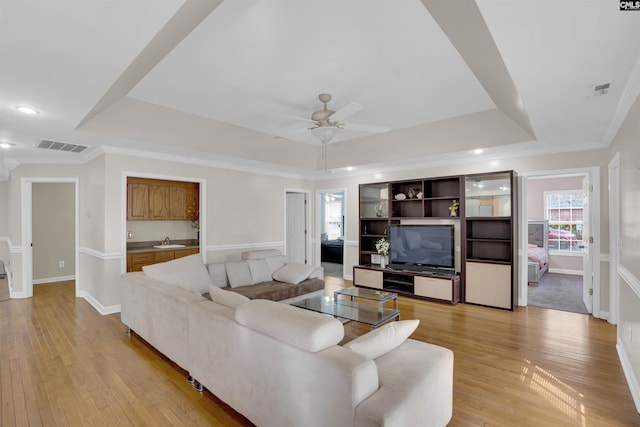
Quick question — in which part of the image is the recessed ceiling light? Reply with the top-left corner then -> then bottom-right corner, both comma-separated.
15,106 -> 39,115
472,149 -> 484,155
346,166 -> 354,171
0,142 -> 15,149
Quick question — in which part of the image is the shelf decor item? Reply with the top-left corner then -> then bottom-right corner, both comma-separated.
187,202 -> 200,235
376,238 -> 390,268
449,200 -> 459,217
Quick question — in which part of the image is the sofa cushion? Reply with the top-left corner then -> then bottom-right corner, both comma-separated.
241,249 -> 282,260
235,299 -> 344,352
272,263 -> 315,285
207,262 -> 228,288
225,261 -> 253,288
247,259 -> 272,284
264,255 -> 288,274
225,278 -> 324,301
344,319 -> 420,359
142,254 -> 211,295
209,284 -> 249,309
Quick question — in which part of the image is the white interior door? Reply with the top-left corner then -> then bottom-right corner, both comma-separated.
286,192 -> 307,264
582,175 -> 593,313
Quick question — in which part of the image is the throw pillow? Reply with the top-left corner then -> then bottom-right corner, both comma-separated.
209,284 -> 249,309
265,255 -> 287,274
225,262 -> 253,288
206,262 -> 228,288
272,263 -> 315,285
344,319 -> 419,359
247,259 -> 272,284
142,254 -> 212,295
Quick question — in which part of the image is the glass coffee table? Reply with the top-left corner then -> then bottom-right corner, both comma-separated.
334,287 -> 398,312
291,290 -> 400,329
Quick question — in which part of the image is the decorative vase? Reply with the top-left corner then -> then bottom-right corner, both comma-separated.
450,210 -> 457,217
380,257 -> 386,269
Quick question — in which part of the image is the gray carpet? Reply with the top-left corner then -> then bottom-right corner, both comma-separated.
322,262 -> 343,277
528,273 -> 588,314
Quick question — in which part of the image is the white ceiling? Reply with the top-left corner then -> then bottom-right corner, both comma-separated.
1,0 -> 639,180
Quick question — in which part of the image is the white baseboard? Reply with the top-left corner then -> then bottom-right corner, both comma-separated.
617,340 -> 640,413
33,275 -> 75,285
78,291 -> 121,316
9,290 -> 27,298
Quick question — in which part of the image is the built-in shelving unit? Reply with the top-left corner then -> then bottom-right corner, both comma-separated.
357,171 -> 517,309
463,171 -> 518,310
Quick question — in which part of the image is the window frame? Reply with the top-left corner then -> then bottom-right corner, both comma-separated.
543,189 -> 585,254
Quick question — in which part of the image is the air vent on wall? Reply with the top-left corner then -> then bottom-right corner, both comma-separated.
36,139 -> 89,153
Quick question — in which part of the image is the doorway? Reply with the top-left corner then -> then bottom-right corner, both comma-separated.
285,190 -> 310,264
522,169 -> 599,315
21,178 -> 79,298
318,190 -> 345,278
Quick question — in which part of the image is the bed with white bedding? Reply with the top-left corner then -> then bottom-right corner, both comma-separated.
528,220 -> 549,285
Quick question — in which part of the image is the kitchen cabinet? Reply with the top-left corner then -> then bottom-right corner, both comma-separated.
127,182 -> 149,220
127,178 -> 198,221
127,247 -> 199,272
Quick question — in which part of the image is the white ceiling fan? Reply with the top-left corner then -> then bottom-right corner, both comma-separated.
290,93 -> 390,144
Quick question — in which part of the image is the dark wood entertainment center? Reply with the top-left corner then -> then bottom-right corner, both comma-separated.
355,171 -> 518,310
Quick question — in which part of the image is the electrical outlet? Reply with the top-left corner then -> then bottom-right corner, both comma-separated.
59,261 -> 65,268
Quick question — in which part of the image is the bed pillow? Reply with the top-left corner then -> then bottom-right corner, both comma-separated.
209,284 -> 249,309
142,254 -> 211,295
225,261 -> 253,288
528,243 -> 539,248
272,263 -> 315,285
343,319 -> 419,359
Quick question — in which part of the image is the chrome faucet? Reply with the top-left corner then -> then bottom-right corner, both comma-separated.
162,236 -> 170,245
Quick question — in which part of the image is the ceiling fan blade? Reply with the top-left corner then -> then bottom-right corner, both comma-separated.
279,114 -> 315,124
342,122 -> 390,133
330,102 -> 363,122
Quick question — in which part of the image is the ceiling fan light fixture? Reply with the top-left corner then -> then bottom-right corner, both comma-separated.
311,125 -> 339,144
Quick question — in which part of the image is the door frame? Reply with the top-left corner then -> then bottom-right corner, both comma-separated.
315,188 -> 347,273
608,152 -> 621,324
519,166 -> 600,317
284,188 -> 311,264
21,177 -> 79,298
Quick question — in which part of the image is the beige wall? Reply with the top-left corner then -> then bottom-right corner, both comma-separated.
320,145 -> 612,312
0,181 -> 8,276
610,91 -> 640,410
32,183 -> 75,281
0,96 -> 635,319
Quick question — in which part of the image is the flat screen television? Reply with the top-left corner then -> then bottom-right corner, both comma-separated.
389,224 -> 455,272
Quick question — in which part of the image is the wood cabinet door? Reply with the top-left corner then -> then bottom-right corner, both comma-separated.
414,276 -> 451,301
148,185 -> 169,220
127,183 -> 149,220
174,248 -> 199,259
354,268 -> 383,289
169,186 -> 188,220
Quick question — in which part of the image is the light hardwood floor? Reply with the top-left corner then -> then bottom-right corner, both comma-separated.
1,279 -> 638,426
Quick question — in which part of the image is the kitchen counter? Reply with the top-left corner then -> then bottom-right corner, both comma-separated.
127,240 -> 199,254
126,240 -> 200,272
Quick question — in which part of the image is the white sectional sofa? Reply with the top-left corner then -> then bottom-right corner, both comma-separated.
120,253 -> 454,427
